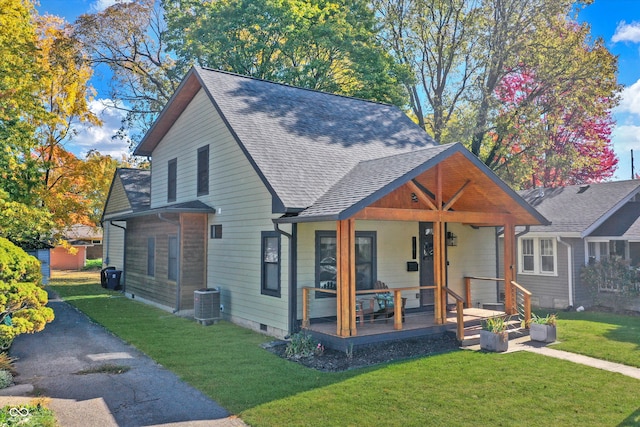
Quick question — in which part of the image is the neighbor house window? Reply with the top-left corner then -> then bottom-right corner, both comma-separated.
588,240 -> 629,264
147,237 -> 155,276
519,237 -> 556,275
167,158 -> 177,202
168,235 -> 178,281
315,231 -> 376,295
261,231 -> 280,297
197,145 -> 209,196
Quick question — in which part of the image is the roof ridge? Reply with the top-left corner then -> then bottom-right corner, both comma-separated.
196,66 -> 396,108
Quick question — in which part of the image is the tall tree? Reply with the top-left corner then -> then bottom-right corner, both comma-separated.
35,14 -> 100,193
491,18 -> 618,188
163,0 -> 407,105
73,0 -> 179,144
374,0 -> 618,187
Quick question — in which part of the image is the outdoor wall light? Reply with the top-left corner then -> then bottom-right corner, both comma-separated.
446,231 -> 458,247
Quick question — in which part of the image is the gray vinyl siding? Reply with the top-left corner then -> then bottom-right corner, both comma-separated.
571,238 -> 592,308
150,88 -> 289,335
505,236 -> 572,309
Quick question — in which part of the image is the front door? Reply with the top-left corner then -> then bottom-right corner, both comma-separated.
419,222 -> 435,309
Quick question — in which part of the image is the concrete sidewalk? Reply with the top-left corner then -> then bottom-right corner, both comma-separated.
467,335 -> 640,381
1,291 -> 246,427
512,338 -> 640,380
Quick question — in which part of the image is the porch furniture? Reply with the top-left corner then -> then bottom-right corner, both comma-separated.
373,281 -> 407,323
355,299 -> 375,324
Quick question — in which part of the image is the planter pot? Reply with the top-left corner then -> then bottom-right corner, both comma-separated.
530,323 -> 556,343
480,330 -> 509,352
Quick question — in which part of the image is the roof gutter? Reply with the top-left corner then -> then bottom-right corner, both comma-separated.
274,221 -> 298,335
157,213 -> 181,313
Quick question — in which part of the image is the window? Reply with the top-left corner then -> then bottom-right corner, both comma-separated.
147,237 -> 155,276
315,231 -> 376,295
197,145 -> 209,196
168,236 -> 178,281
167,158 -> 177,202
519,237 -> 556,275
261,231 -> 280,297
522,238 -> 534,273
587,240 -> 629,264
210,224 -> 222,239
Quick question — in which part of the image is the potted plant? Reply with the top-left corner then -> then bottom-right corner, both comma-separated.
480,315 -> 509,352
529,313 -> 557,343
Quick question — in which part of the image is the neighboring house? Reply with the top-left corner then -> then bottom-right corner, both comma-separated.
102,67 -> 547,342
50,225 -> 103,270
512,180 -> 640,310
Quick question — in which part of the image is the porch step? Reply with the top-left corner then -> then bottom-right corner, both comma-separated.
457,320 -> 529,347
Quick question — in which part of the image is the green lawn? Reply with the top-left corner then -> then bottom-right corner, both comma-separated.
48,274 -> 640,426
553,311 -> 640,368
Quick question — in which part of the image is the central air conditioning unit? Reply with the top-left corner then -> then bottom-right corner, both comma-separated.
194,288 -> 221,325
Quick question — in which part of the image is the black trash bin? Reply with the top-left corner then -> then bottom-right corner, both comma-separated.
101,266 -> 116,288
106,270 -> 122,290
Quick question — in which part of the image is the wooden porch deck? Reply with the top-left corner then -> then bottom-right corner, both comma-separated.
306,307 -> 506,351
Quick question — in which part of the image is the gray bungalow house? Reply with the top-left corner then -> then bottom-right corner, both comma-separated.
512,180 -> 640,310
102,67 -> 547,343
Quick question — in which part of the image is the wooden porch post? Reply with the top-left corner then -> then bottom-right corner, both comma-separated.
433,164 -> 447,324
336,218 -> 356,337
503,221 -> 515,315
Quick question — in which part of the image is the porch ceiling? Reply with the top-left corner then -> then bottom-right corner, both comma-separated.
366,151 -> 540,226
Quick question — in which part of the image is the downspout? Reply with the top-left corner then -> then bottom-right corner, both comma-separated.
109,221 -> 127,293
274,221 -> 297,335
557,237 -> 574,308
158,213 -> 181,313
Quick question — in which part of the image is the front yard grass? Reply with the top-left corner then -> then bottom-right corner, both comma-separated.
542,310 -> 640,368
49,273 -> 640,426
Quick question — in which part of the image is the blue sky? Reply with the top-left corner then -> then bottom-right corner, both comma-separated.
38,0 -> 640,181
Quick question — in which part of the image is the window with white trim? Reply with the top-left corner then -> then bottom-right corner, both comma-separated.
519,237 -> 556,275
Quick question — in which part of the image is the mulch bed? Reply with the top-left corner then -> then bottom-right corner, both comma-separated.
264,335 -> 460,372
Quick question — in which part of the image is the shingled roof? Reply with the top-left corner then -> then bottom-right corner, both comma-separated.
118,168 -> 151,213
519,180 -> 640,237
135,67 -> 439,212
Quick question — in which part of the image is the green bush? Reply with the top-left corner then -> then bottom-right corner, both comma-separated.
0,370 -> 12,389
0,238 -> 53,349
0,404 -> 57,427
285,331 -> 324,358
0,237 -> 41,284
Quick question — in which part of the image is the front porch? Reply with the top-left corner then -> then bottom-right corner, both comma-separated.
301,277 -> 533,348
305,307 -> 511,351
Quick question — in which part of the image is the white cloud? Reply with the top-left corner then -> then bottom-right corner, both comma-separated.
612,21 -> 640,43
66,99 -> 132,160
611,124 -> 640,180
89,0 -> 132,13
616,79 -> 640,117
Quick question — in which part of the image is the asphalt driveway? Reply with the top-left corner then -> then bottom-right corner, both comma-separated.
2,291 -> 246,427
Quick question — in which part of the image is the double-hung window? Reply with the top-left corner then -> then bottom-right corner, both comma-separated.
519,237 -> 556,275
261,231 -> 280,297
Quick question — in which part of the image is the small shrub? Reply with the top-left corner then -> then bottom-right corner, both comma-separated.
581,258 -> 640,311
529,313 -> 557,326
82,259 -> 103,270
482,315 -> 508,333
0,353 -> 16,374
285,331 -> 323,359
0,404 -> 57,427
0,370 -> 13,389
